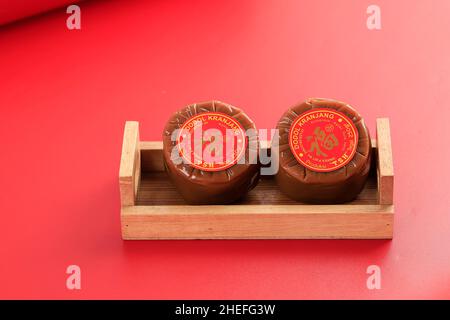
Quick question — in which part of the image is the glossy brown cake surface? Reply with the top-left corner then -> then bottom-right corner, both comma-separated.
163,100 -> 259,204
275,98 -> 372,203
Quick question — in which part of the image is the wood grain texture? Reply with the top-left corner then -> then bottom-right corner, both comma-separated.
121,118 -> 394,240
119,121 -> 140,206
376,118 -> 394,205
122,205 -> 393,239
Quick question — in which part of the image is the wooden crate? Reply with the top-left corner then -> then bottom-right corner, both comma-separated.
119,118 -> 394,240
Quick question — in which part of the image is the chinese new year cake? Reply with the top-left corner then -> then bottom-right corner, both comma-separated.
275,98 -> 372,203
163,100 -> 260,204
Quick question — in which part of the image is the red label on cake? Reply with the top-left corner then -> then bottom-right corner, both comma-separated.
176,112 -> 247,171
289,108 -> 358,172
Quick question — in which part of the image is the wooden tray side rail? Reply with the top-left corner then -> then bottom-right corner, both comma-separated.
376,118 -> 394,205
119,121 -> 141,206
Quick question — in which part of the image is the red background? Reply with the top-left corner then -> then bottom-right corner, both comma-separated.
1,0 -> 449,299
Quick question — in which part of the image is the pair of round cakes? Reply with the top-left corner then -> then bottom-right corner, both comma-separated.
162,98 -> 371,204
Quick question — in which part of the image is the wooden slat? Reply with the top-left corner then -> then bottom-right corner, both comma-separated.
119,121 -> 140,206
376,118 -> 394,205
124,204 -> 394,216
122,205 -> 394,239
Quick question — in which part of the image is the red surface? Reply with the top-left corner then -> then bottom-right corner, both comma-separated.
1,0 -> 449,299
0,0 -> 78,25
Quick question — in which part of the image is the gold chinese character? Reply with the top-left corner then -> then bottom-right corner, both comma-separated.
307,126 -> 339,157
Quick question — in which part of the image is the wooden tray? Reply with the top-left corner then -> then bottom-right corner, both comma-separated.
119,118 -> 394,240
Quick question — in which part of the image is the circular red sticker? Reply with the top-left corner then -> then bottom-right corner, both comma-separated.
176,112 -> 247,171
289,108 -> 358,172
